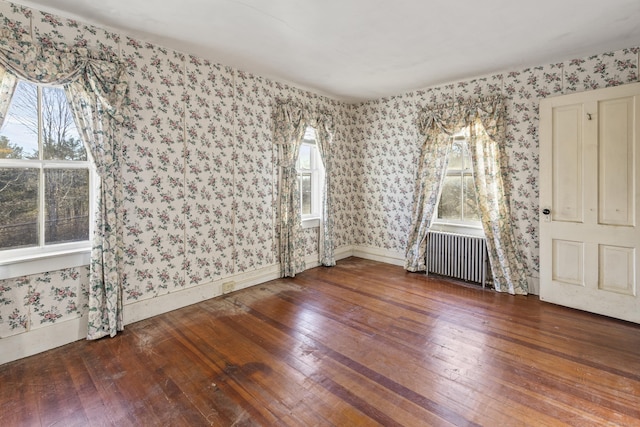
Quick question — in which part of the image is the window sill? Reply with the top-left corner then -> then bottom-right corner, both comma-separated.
0,248 -> 91,280
302,217 -> 321,229
430,222 -> 485,237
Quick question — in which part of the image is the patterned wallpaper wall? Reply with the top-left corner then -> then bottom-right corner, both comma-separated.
0,1 -> 355,339
0,0 -> 638,344
353,49 -> 639,285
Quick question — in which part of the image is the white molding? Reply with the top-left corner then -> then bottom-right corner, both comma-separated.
0,250 -> 90,280
0,315 -> 88,366
304,254 -> 321,269
304,245 -> 354,268
352,245 -> 405,266
335,245 -> 354,260
124,264 -> 281,325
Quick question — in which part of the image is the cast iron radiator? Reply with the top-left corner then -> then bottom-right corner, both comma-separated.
425,231 -> 490,288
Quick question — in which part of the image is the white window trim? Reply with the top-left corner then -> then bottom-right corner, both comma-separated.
0,81 -> 97,280
430,221 -> 484,237
0,247 -> 91,280
302,217 -> 321,229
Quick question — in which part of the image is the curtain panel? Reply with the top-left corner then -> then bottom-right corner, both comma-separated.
405,96 -> 529,295
274,103 -> 307,277
404,107 -> 461,272
306,113 -> 336,267
274,101 -> 336,277
0,31 -> 129,338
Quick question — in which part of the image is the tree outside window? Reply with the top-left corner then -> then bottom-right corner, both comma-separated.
0,80 -> 93,252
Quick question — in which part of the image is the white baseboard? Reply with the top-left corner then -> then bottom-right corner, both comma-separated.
0,315 -> 88,366
124,263 -> 281,325
351,245 -> 405,266
304,245 -> 354,268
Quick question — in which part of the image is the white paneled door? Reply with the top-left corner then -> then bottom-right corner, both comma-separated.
540,82 -> 640,323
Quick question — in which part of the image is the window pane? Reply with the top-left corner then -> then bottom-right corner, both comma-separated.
0,81 -> 38,159
41,86 -> 86,161
437,176 -> 462,220
298,144 -> 311,170
0,168 -> 39,250
447,141 -> 463,170
44,169 -> 90,245
301,173 -> 311,215
462,142 -> 473,170
463,175 -> 481,221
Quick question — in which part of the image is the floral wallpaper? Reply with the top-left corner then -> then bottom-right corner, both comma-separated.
0,267 -> 89,338
0,0 -> 638,343
352,95 -> 419,253
121,39 -> 188,300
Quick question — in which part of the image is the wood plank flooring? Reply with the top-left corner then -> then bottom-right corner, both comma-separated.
1,257 -> 640,426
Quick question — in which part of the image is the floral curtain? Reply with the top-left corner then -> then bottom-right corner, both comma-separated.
274,102 -> 308,277
307,113 -> 336,267
274,101 -> 336,276
0,65 -> 16,125
404,107 -> 459,272
0,32 -> 129,338
469,99 -> 528,295
405,97 -> 528,295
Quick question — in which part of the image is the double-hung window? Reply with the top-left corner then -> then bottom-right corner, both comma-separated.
433,133 -> 483,235
0,80 -> 96,277
296,126 -> 324,228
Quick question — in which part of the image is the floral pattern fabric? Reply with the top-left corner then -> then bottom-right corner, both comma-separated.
0,30 -> 129,339
470,98 -> 529,294
274,103 -> 308,276
0,63 -> 16,125
406,97 -> 529,294
404,106 -> 456,272
307,113 -> 336,267
273,102 -> 338,276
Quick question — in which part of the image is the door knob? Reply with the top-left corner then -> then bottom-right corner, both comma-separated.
542,208 -> 551,215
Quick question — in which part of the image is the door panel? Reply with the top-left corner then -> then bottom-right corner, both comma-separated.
552,104 -> 584,223
540,82 -> 640,324
552,239 -> 584,286
599,96 -> 635,226
598,244 -> 635,296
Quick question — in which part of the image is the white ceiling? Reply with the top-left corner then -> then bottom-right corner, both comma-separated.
13,0 -> 640,102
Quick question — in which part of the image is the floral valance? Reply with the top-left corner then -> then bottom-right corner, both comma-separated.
417,95 -> 506,138
0,29 -> 128,123
274,100 -> 335,143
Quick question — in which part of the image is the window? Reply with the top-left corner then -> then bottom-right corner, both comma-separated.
434,133 -> 482,232
0,80 -> 95,268
296,126 -> 324,226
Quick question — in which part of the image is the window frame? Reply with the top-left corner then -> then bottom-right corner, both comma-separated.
0,80 -> 97,280
296,127 -> 324,229
432,134 -> 484,236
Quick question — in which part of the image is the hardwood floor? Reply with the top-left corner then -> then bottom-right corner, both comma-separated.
1,257 -> 640,426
